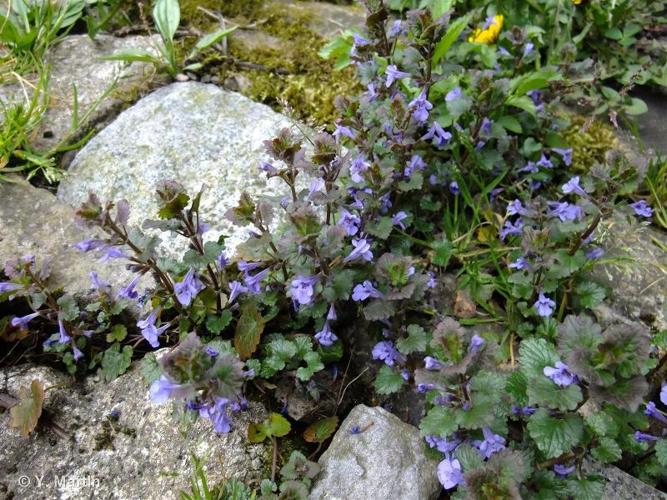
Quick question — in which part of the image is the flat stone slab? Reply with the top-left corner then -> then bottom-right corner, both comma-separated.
0,34 -> 159,152
309,404 -> 441,500
0,177 -> 134,296
57,82 -> 301,257
633,87 -> 667,156
0,362 -> 267,500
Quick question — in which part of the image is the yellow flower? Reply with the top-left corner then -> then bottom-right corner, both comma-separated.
572,0 -> 584,4
468,14 -> 504,45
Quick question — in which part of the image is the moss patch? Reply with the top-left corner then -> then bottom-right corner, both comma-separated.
563,115 -> 619,172
179,1 -> 359,126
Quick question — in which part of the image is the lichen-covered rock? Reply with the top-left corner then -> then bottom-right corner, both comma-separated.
0,34 -> 160,152
57,82 -> 301,257
276,0 -> 366,39
589,218 -> 667,330
0,362 -> 267,500
584,461 -> 667,500
0,176 -> 134,295
309,404 -> 441,500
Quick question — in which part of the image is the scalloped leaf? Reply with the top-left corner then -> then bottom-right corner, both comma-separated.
303,416 -> 339,443
9,379 -> 44,437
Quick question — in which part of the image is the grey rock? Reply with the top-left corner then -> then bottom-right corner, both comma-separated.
309,404 -> 441,500
57,82 -> 302,257
0,34 -> 160,152
589,217 -> 667,330
276,0 -> 366,39
0,361 -> 267,500
632,87 -> 667,156
0,176 -> 135,296
584,461 -> 667,500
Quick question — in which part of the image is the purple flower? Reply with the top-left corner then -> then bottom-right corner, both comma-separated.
74,238 -> 105,252
426,434 -> 462,454
536,154 -> 553,169
117,274 -> 142,301
99,246 -> 128,262
534,292 -> 556,317
561,176 -> 586,196
72,346 -> 84,362
554,464 -> 575,476
552,147 -> 573,166
327,304 -> 337,321
409,91 -> 433,123
350,425 -> 362,435
174,268 -> 204,306
137,309 -> 169,348
480,117 -> 493,137
421,122 -> 452,147
474,427 -> 506,459
512,405 -> 537,416
427,272 -> 437,288
523,42 -> 534,56
259,161 -> 278,175
548,201 -> 583,222
634,431 -> 658,443
389,20 -> 403,37
350,156 -> 370,183
644,402 -> 667,424
351,280 -> 383,301
586,247 -> 605,260
417,383 -> 435,393
229,280 -> 248,303
290,275 -> 319,306
543,361 -> 577,387
506,199 -> 527,216
216,252 -> 228,268
372,341 -> 403,366
244,268 -> 270,295
339,209 -> 361,236
0,282 -> 23,293
11,312 -> 39,330
352,33 -> 369,47
333,123 -> 355,142
199,397 -> 233,434
509,256 -> 530,270
344,237 -> 373,263
58,319 -> 71,344
150,376 -> 191,404
661,384 -> 667,405
391,211 -> 408,230
315,322 -> 338,347
424,356 -> 444,371
405,155 -> 426,177
437,457 -> 464,490
449,181 -> 460,195
385,64 -> 409,87
309,178 -> 326,197
519,161 -> 538,174
365,83 -> 378,101
630,200 -> 653,218
206,346 -> 219,358
445,87 -> 463,102
238,261 -> 260,272
500,218 -> 524,240
469,334 -> 485,352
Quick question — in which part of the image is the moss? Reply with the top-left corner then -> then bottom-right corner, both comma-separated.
563,115 -> 618,172
179,0 -> 359,126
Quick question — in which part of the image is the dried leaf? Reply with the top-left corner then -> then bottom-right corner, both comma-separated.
9,379 -> 44,437
303,416 -> 339,443
234,302 -> 265,360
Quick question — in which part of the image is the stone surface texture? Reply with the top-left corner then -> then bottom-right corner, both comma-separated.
0,362 -> 267,500
585,461 -> 667,500
0,176 -> 135,296
276,0 -> 366,38
0,34 -> 160,151
589,217 -> 667,331
57,82 -> 303,257
309,404 -> 441,500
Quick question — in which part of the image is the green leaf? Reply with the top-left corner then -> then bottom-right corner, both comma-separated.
431,239 -> 453,267
363,300 -> 396,321
527,409 -> 583,459
366,216 -> 394,240
9,379 -> 44,437
519,338 -> 559,380
268,412 -> 291,437
591,437 -> 622,463
194,26 -> 237,51
432,15 -> 470,65
296,351 -> 324,381
509,69 -> 559,97
100,344 -> 133,382
584,411 -> 618,437
106,324 -> 127,343
419,406 -> 458,437
396,324 -> 428,355
624,97 -> 648,116
303,416 -> 339,443
655,439 -> 667,467
454,444 -> 484,471
234,302 -> 265,360
497,115 -> 522,134
57,294 -> 80,322
152,0 -> 180,42
564,477 -> 605,500
206,310 -> 233,334
506,95 -> 536,116
140,354 -> 162,384
318,32 -> 353,70
527,377 -> 583,411
574,282 -> 606,309
374,365 -> 405,395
